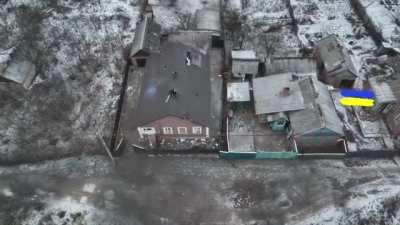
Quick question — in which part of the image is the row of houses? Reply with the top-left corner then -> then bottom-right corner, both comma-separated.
226,33 -> 400,156
126,5 -> 400,154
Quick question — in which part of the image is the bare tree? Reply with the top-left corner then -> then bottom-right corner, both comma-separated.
177,13 -> 191,30
259,33 -> 281,57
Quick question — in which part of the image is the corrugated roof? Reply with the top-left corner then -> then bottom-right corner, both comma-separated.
289,77 -> 344,136
316,35 -> 357,76
130,15 -> 161,57
232,60 -> 259,77
252,73 -> 305,115
2,60 -> 36,88
132,41 -> 211,127
231,50 -> 257,60
265,57 -> 316,76
227,82 -> 250,102
369,76 -> 397,104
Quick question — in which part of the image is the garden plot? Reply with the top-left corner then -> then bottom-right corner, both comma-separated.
292,0 -> 377,74
225,0 -> 300,58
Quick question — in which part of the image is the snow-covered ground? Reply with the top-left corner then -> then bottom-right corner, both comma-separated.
224,0 -> 300,58
149,0 -> 219,31
2,154 -> 400,225
359,0 -> 400,52
0,0 -> 140,163
292,0 -> 377,75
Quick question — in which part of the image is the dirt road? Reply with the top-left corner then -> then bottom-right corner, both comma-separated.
1,153 -> 400,225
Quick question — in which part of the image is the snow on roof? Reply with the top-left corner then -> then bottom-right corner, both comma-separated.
369,76 -> 397,104
195,8 -> 221,32
289,77 -> 344,136
0,48 -> 13,65
316,35 -> 357,76
2,60 -> 36,88
231,50 -> 257,60
130,15 -> 161,57
265,57 -> 316,76
227,82 -> 250,102
252,73 -> 305,115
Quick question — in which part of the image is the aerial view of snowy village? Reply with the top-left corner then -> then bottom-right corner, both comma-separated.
3,0 -> 400,224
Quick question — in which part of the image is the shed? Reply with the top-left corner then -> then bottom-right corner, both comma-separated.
252,73 -> 305,115
368,75 -> 400,136
315,35 -> 357,87
369,76 -> 396,104
130,13 -> 161,67
195,8 -> 221,32
227,82 -> 250,102
231,50 -> 259,79
1,60 -> 36,88
289,77 -> 344,148
265,57 -> 316,76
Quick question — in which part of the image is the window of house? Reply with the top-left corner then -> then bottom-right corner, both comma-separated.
141,127 -> 155,133
163,127 -> 173,134
192,126 -> 202,135
177,127 -> 187,134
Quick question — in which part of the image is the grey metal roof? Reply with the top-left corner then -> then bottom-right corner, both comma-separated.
289,77 -> 344,136
133,41 -> 211,127
316,35 -> 357,76
231,50 -> 257,60
227,82 -> 250,102
252,73 -> 305,115
195,8 -> 221,32
2,60 -> 36,88
130,15 -> 161,57
265,57 -> 316,76
369,76 -> 397,104
232,60 -> 259,77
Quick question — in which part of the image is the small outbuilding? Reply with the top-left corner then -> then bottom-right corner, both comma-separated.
369,75 -> 400,136
0,48 -> 37,88
264,56 -> 317,76
130,7 -> 161,67
289,77 -> 344,152
315,35 -> 357,88
227,82 -> 250,102
231,50 -> 259,79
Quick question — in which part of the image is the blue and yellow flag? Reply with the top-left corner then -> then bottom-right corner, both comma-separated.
339,89 -> 375,107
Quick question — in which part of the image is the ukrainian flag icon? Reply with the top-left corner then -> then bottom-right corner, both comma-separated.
339,89 -> 375,107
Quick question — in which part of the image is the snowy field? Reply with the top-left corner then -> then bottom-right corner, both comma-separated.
0,0 -> 140,163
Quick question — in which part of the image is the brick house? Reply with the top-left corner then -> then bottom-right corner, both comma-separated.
131,41 -> 219,149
